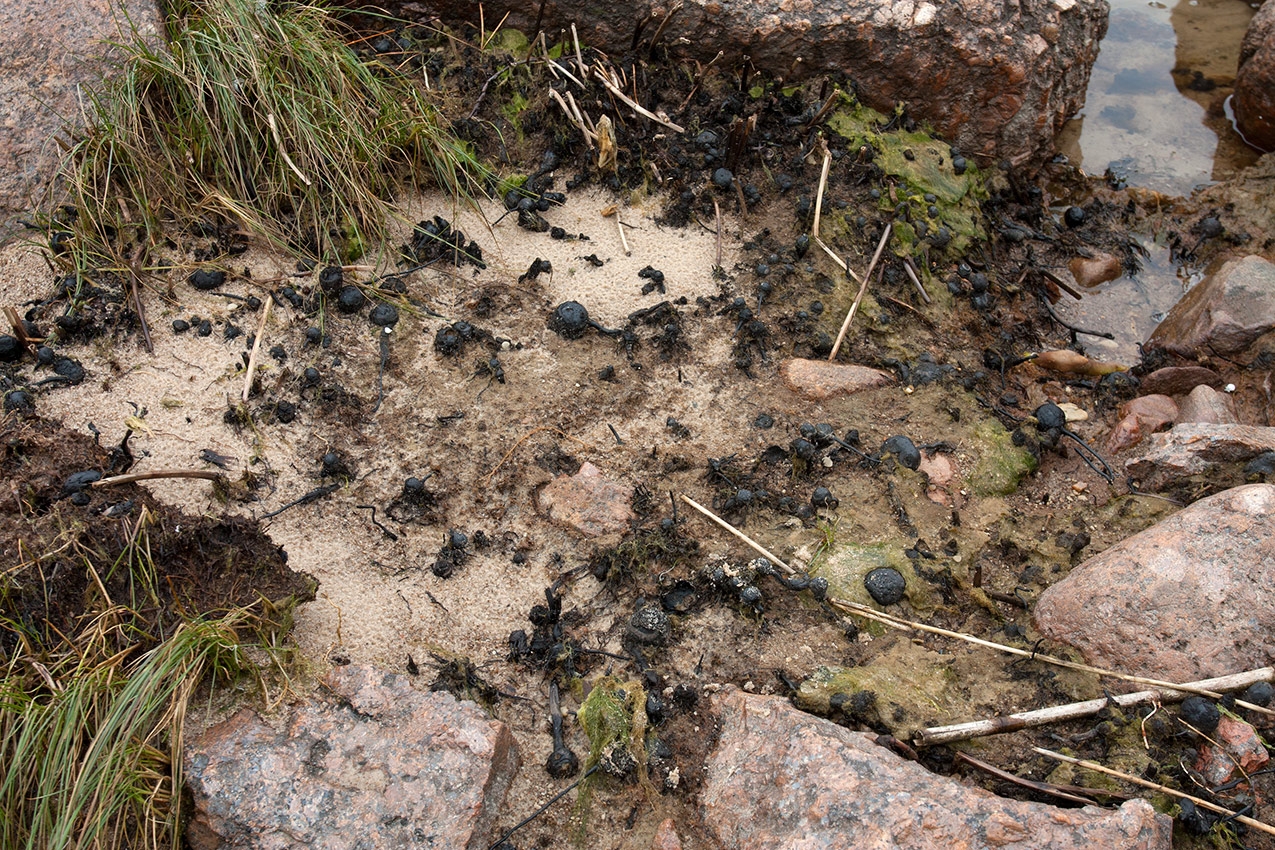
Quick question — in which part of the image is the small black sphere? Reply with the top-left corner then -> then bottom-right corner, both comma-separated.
1200,216 -> 1223,238
172,319 -> 191,334
404,476 -> 425,495
321,452 -> 343,476
302,366 -> 321,386
369,302 -> 399,327
712,167 -> 734,189
864,567 -> 906,605
1180,696 -> 1220,734
0,335 -> 21,362
336,285 -> 365,314
1063,206 -> 1086,228
36,346 -> 55,366
305,326 -> 322,344
1243,681 -> 1274,707
188,269 -> 226,290
549,301 -> 591,339
952,156 -> 967,175
811,487 -> 838,509
318,265 -> 344,293
3,389 -> 34,413
1035,402 -> 1067,431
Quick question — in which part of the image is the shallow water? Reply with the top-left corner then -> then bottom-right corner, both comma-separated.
1057,0 -> 1261,196
1052,230 -> 1204,364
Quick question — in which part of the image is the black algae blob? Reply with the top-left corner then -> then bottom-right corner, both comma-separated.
369,303 -> 399,327
188,269 -> 226,290
1180,696 -> 1219,734
549,301 -> 590,339
0,335 -> 21,362
864,567 -> 906,605
1035,402 -> 1067,431
434,325 -> 463,356
1063,206 -> 1086,228
319,265 -> 344,294
336,286 -> 365,314
882,435 -> 921,470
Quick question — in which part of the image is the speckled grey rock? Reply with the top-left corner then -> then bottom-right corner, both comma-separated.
702,687 -> 1172,849
0,0 -> 162,243
184,665 -> 519,850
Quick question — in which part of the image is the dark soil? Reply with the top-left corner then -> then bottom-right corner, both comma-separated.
0,415 -> 316,657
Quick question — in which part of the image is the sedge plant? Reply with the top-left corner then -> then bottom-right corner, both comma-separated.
55,0 -> 487,272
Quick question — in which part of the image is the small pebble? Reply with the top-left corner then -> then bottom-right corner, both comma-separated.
172,319 -> 191,333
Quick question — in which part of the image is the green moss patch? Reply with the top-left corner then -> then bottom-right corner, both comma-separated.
968,420 -> 1038,497
811,542 -> 936,612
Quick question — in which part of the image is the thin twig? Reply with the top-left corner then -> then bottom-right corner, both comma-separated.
954,752 -> 1101,806
679,492 -> 1275,717
241,294 -> 273,403
1040,296 -> 1115,339
616,216 -> 631,256
916,668 -> 1275,746
829,224 -> 891,361
549,88 -> 595,148
1038,267 -> 1083,300
813,236 -> 863,284
812,148 -> 831,238
593,67 -> 684,132
571,23 -> 587,79
4,306 -> 34,351
1034,748 -> 1275,836
92,469 -> 224,488
902,257 -> 931,305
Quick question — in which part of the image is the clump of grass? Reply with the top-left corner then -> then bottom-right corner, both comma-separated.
58,0 -> 485,269
0,605 -> 269,850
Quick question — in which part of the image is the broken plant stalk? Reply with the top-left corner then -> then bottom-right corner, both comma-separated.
915,667 -> 1275,746
241,294 -> 273,403
1033,747 -> 1275,837
828,223 -> 892,361
677,493 -> 1275,717
92,469 -> 224,488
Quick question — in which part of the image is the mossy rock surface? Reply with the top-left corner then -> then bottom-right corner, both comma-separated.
796,641 -> 956,737
812,541 -> 935,612
967,419 -> 1038,497
826,96 -> 988,258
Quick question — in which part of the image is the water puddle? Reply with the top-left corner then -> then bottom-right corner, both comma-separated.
1056,0 -> 1262,196
1050,229 -> 1204,363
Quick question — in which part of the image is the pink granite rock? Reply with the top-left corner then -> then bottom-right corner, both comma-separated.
351,0 -> 1108,167
184,665 -> 519,850
1146,256 -> 1275,356
1175,385 -> 1238,425
1033,484 -> 1275,682
1126,423 -> 1275,490
702,688 -> 1171,850
536,461 -> 635,537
